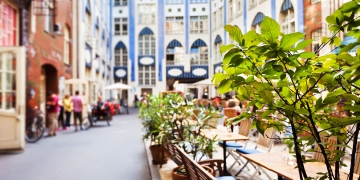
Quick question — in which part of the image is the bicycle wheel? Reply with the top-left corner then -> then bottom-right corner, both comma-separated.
82,116 -> 91,130
25,124 -> 45,143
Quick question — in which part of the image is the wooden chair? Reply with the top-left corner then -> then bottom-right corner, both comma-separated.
355,140 -> 360,174
234,127 -> 276,178
223,108 -> 237,132
175,145 -> 236,180
192,109 -> 200,120
220,100 -> 227,108
313,135 -> 338,162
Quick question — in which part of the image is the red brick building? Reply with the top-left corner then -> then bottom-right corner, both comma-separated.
303,0 -> 323,53
27,1 -> 73,117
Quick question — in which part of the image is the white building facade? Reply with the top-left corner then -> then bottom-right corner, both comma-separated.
76,0 -> 113,104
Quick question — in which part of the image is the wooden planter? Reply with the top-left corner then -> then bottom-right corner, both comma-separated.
171,165 -> 214,180
149,145 -> 168,164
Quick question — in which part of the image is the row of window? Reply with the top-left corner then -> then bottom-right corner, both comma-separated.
168,7 -> 206,12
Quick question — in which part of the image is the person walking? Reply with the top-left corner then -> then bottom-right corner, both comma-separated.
63,94 -> 72,130
46,91 -> 60,137
57,99 -> 65,131
134,94 -> 139,108
71,91 -> 83,131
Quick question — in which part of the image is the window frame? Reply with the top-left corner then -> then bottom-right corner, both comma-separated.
114,0 -> 128,6
138,34 -> 156,55
138,66 -> 156,86
138,4 -> 156,25
166,16 -> 184,34
114,47 -> 128,66
114,17 -> 128,36
190,16 -> 208,34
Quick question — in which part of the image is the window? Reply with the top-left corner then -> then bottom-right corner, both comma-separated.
114,0 -> 127,6
202,8 -> 205,11
166,17 -> 184,34
114,47 -> 128,66
178,8 -> 181,12
64,26 -> 71,64
166,41 -> 184,65
44,1 -> 54,32
166,0 -> 184,4
214,42 -> 223,63
280,7 -> 295,34
249,0 -> 257,9
252,12 -> 264,33
228,0 -> 233,22
138,66 -> 156,85
138,32 -> 156,55
213,12 -> 216,30
312,29 -> 322,53
218,7 -> 223,28
190,0 -> 209,3
190,16 -> 208,33
236,0 -> 242,16
0,1 -> 17,46
86,11 -> 92,32
191,46 -> 208,65
168,8 -> 172,12
193,8 -> 196,12
114,18 -> 128,35
311,0 -> 320,4
138,4 -> 156,24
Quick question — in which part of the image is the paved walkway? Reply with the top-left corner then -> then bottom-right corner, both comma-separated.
0,109 -> 150,180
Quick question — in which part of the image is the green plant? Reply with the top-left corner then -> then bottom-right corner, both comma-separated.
213,1 -> 360,179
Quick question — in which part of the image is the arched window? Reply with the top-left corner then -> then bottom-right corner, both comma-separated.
138,27 -> 155,55
280,0 -> 295,34
190,39 -> 208,65
312,29 -> 322,53
214,35 -> 223,63
64,25 -> 71,64
166,40 -> 184,65
114,41 -> 127,66
252,12 -> 264,32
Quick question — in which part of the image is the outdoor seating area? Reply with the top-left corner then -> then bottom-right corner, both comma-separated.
140,92 -> 360,180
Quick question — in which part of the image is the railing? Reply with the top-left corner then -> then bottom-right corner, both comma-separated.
191,60 -> 208,65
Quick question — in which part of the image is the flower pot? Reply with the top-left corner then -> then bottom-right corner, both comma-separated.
171,165 -> 214,180
149,145 -> 168,164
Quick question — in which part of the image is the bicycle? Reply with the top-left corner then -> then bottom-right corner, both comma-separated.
25,106 -> 45,143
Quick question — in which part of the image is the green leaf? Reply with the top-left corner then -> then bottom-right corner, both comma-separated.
280,32 -> 305,48
343,94 -> 359,102
277,81 -> 291,87
340,42 -> 360,53
261,16 -> 281,43
327,88 -> 346,97
340,1 -> 359,13
259,90 -> 274,104
223,48 -> 240,65
326,15 -> 337,24
220,44 -> 235,54
243,30 -> 261,47
299,52 -> 316,59
323,96 -> 340,104
295,39 -> 312,50
295,108 -> 309,115
272,65 -> 284,72
224,25 -> 243,44
212,73 -> 227,86
333,36 -> 341,46
246,75 -> 255,83
218,79 -> 232,94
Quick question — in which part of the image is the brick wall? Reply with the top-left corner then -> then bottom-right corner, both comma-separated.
26,1 -> 73,114
303,0 -> 322,52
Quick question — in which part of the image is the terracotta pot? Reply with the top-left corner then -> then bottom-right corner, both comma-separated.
149,145 -> 168,164
171,165 -> 214,180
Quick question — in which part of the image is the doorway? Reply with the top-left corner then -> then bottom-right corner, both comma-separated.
40,64 -> 58,127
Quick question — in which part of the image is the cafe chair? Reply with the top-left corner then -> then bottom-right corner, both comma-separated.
313,135 -> 338,162
233,127 -> 276,179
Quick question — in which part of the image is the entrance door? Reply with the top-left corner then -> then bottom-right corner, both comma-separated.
0,47 -> 26,152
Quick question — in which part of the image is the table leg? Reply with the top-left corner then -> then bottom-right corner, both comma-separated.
223,141 -> 231,176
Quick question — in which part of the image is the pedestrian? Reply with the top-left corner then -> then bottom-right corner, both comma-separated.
58,98 -> 65,131
71,91 -> 83,131
46,91 -> 60,137
63,94 -> 72,130
134,94 -> 139,108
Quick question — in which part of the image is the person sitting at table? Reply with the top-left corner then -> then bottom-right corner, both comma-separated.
227,99 -> 241,115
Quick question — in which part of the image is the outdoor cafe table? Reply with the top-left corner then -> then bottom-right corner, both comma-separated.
200,129 -> 250,176
241,152 -> 359,180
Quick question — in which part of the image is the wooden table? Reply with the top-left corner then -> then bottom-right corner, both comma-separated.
241,152 -> 358,180
201,129 -> 250,176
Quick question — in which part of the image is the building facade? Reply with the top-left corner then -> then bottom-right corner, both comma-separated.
76,0 -> 113,105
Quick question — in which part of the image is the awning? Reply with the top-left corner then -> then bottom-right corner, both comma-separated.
214,35 -> 222,44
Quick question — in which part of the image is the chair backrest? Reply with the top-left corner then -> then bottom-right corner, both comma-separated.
212,100 -> 219,107
223,108 -> 237,119
192,109 -> 200,120
238,119 -> 251,137
257,127 -> 275,152
354,140 -> 360,174
201,99 -> 209,107
241,101 -> 248,108
175,145 -> 216,180
164,143 -> 183,166
313,136 -> 338,162
220,100 -> 226,107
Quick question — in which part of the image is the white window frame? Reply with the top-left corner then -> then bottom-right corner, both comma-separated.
166,17 -> 184,34
236,0 -> 242,17
218,7 -> 223,29
114,47 -> 128,66
280,8 -> 295,34
190,16 -> 208,33
114,18 -> 128,36
114,0 -> 127,6
311,0 -> 321,4
138,4 -> 156,25
214,42 -> 223,63
312,29 -> 322,53
228,0 -> 233,22
44,1 -> 54,33
166,46 -> 185,65
191,46 -> 208,65
249,0 -> 257,9
64,27 -> 70,64
138,66 -> 156,86
0,2 -> 18,46
138,34 -> 156,55
213,12 -> 217,30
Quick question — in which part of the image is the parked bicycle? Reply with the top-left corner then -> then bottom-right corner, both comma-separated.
25,106 -> 45,143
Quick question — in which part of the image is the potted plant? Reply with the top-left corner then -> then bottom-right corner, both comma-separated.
214,2 -> 360,179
